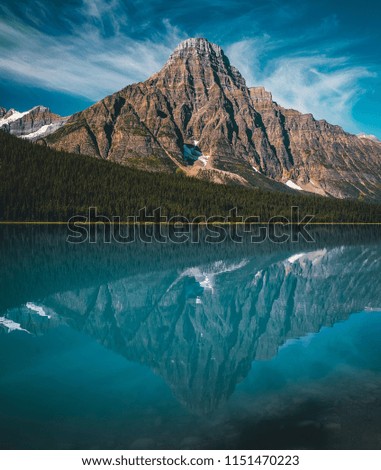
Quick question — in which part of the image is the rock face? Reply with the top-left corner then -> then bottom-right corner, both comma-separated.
45,37 -> 381,199
357,133 -> 381,144
250,87 -> 381,199
0,106 -> 69,139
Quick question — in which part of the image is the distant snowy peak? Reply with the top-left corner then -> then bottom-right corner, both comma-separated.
0,108 -> 30,125
0,105 -> 69,140
21,122 -> 67,140
357,133 -> 381,144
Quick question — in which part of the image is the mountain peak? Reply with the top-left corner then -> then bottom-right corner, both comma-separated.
167,37 -> 228,66
173,37 -> 224,56
31,105 -> 49,112
43,37 -> 381,202
0,105 -> 68,139
160,37 -> 246,88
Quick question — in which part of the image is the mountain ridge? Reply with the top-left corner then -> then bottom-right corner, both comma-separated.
0,105 -> 68,139
6,37 -> 381,200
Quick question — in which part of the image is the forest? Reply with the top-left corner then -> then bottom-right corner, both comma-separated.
1,130 -> 381,223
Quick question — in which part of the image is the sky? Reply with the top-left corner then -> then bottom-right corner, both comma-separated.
0,0 -> 380,137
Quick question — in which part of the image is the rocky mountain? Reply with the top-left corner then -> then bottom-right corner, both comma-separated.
357,133 -> 381,144
250,87 -> 381,199
42,37 -> 381,200
0,105 -> 68,139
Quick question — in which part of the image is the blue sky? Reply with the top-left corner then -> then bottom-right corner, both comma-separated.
0,0 -> 380,137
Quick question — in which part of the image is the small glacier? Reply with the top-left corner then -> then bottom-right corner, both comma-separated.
285,180 -> 303,191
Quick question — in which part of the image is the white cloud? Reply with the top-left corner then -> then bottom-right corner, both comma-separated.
0,2 -> 184,101
225,37 -> 268,85
263,56 -> 374,131
0,1 -> 376,135
79,0 -> 129,34
226,37 -> 375,133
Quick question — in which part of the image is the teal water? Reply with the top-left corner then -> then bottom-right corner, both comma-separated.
0,226 -> 381,449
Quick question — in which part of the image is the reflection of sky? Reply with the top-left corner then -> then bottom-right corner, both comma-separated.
1,310 -> 380,449
0,0 -> 380,137
238,311 -> 381,395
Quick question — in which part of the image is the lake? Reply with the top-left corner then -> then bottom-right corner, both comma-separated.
0,225 -> 381,449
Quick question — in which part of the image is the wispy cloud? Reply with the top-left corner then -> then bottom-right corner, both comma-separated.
226,37 -> 375,133
261,56 -> 374,131
0,0 -> 378,135
0,1 -> 184,100
79,0 -> 129,34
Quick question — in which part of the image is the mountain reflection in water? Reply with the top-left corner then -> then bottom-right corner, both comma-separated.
0,226 -> 381,449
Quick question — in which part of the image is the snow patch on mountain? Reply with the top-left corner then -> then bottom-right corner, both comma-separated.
22,122 -> 65,140
0,109 -> 30,126
198,154 -> 210,166
285,180 -> 303,191
0,105 -> 69,140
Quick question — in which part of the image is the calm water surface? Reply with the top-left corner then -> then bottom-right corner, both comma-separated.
0,226 -> 381,449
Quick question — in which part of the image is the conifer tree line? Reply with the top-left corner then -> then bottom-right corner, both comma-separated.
1,130 -> 381,222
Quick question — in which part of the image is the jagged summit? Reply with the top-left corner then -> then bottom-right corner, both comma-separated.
160,37 -> 245,88
31,105 -> 49,112
0,105 -> 68,139
42,38 -> 381,201
170,37 -> 225,59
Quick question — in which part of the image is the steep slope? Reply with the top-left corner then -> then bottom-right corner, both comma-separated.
0,105 -> 68,139
45,38 -> 381,200
250,87 -> 381,199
